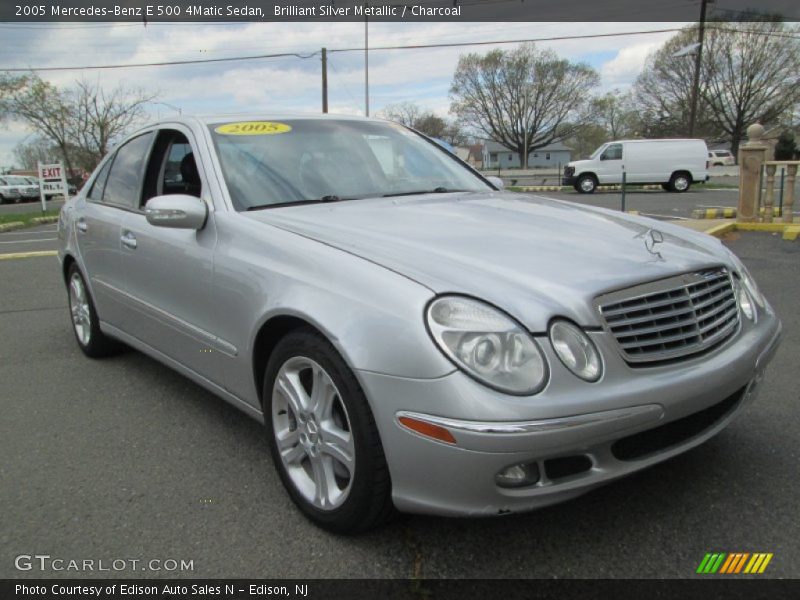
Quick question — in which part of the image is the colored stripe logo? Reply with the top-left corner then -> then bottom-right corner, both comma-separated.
696,552 -> 773,574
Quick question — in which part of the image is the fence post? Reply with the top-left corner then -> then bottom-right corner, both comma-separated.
763,164 -> 776,223
621,169 -> 627,212
784,164 -> 797,224
737,123 -> 767,223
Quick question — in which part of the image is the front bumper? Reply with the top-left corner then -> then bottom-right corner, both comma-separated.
358,313 -> 782,516
562,175 -> 578,186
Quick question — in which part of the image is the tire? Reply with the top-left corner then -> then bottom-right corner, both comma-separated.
668,172 -> 691,193
576,174 -> 597,194
66,263 -> 123,358
263,328 -> 394,533
0,195 -> 5,205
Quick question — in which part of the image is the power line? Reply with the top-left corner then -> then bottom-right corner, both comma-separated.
329,27 -> 685,54
2,50 -> 320,72
4,23 -> 798,73
3,27 -> 685,72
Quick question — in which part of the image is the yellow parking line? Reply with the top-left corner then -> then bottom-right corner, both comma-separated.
0,250 -> 58,261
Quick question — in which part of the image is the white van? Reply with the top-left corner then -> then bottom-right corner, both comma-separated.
563,139 -> 709,194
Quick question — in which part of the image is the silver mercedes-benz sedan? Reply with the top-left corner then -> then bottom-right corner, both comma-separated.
58,114 -> 782,533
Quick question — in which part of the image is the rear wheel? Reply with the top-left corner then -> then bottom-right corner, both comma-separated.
576,174 -> 597,194
263,328 -> 394,533
67,264 -> 122,358
668,172 -> 691,193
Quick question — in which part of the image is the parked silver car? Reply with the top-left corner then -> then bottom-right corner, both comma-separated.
58,114 -> 782,533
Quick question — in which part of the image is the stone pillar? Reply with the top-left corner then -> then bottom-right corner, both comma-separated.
737,123 -> 767,223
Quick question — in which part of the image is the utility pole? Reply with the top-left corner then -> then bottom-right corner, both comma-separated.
321,47 -> 328,114
364,5 -> 370,116
688,0 -> 709,137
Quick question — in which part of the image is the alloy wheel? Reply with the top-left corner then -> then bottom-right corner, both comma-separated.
271,357 -> 355,511
69,272 -> 92,346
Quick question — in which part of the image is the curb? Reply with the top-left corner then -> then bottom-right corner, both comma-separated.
0,221 -> 26,232
31,216 -> 59,225
703,221 -> 798,241
691,207 -> 784,219
0,250 -> 58,261
517,186 -> 564,192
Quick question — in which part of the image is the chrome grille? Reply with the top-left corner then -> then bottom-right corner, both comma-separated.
596,268 -> 739,364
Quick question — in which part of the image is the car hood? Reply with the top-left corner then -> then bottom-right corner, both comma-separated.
247,192 -> 731,331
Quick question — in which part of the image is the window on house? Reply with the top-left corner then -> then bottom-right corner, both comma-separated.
546,153 -> 551,160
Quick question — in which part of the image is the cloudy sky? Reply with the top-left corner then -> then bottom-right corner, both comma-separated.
0,21 -> 688,167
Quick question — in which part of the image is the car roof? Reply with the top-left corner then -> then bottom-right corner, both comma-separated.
138,112 -> 378,130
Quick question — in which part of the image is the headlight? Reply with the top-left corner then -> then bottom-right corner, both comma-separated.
739,267 -> 764,308
723,248 -> 765,307
733,277 -> 755,321
426,296 -> 548,395
549,320 -> 603,382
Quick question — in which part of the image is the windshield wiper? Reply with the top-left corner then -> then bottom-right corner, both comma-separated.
382,187 -> 470,198
246,195 -> 351,211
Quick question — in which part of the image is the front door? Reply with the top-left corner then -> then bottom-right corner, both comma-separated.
119,127 -> 225,386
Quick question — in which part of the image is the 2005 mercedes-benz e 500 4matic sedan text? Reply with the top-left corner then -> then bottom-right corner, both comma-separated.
58,114 -> 782,533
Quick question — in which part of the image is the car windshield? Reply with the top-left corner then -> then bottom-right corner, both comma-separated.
209,118 -> 492,210
4,176 -> 30,185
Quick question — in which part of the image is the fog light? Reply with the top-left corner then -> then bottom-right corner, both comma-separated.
496,462 -> 540,488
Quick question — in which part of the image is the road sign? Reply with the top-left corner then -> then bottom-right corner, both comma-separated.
37,162 -> 69,212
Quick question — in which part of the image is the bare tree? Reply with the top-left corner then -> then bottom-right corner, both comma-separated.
13,136 -> 57,170
69,80 -> 155,167
701,20 -> 800,157
591,90 -> 638,139
380,101 -> 467,146
380,101 -> 424,127
0,74 -> 77,176
1,73 -> 157,174
634,20 -> 800,156
450,43 -> 599,167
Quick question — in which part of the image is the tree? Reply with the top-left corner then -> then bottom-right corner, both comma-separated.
701,20 -> 800,157
591,90 -> 638,139
774,131 -> 798,160
634,20 -> 800,157
449,43 -> 599,167
380,101 -> 467,145
1,73 -> 156,173
69,80 -> 155,168
13,136 -> 58,170
1,74 -> 77,176
380,101 -> 424,128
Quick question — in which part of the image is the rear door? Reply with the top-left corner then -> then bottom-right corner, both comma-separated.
74,133 -> 153,329
119,126 -> 224,385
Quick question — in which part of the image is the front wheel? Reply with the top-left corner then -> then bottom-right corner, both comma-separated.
263,329 -> 394,533
576,174 -> 597,194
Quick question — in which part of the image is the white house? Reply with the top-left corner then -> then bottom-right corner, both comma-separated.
483,140 -> 571,169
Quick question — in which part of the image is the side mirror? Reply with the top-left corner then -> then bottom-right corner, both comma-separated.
599,153 -> 608,161
486,176 -> 505,190
145,195 -> 207,230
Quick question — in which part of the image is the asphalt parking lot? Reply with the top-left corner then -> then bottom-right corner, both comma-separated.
542,187 -> 742,220
0,225 -> 798,580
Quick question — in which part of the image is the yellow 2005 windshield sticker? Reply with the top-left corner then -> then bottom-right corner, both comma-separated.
214,121 -> 292,135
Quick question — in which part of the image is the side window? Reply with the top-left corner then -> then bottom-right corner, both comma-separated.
102,132 -> 154,209
142,129 -> 201,206
602,143 -> 623,161
87,158 -> 113,202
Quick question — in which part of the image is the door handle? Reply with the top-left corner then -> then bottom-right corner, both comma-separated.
76,219 -> 88,233
120,231 -> 137,250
